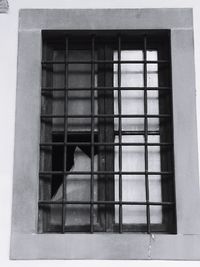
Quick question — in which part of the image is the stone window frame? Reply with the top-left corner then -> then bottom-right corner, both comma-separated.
10,8 -> 200,260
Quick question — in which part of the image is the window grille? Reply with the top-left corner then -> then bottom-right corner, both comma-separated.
39,31 -> 176,233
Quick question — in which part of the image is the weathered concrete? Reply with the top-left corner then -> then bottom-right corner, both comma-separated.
19,8 -> 193,30
11,30 -> 41,234
10,233 -> 200,260
0,0 -> 8,13
171,28 -> 200,234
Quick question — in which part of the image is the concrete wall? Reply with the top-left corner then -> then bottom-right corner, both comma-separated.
1,0 -> 200,266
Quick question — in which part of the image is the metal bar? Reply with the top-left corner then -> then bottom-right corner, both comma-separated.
52,130 -> 98,135
42,59 -> 169,64
90,35 -> 95,233
40,33 -> 175,234
168,33 -> 177,234
39,200 -> 174,206
62,36 -> 69,233
40,171 -> 173,177
114,130 -> 161,135
41,114 -> 171,118
118,35 -> 123,233
42,86 -> 171,91
52,130 -> 161,136
144,35 -> 151,234
40,142 -> 173,146
39,37 -> 54,233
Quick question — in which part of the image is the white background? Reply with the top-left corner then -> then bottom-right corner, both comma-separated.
1,0 -> 200,266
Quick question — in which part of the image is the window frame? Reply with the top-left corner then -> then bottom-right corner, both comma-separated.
39,31 -> 176,234
11,8 -> 200,260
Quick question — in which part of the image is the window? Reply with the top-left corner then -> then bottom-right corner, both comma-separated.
11,9 -> 200,260
39,31 -> 176,234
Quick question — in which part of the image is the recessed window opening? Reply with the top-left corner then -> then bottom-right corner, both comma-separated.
39,31 -> 176,234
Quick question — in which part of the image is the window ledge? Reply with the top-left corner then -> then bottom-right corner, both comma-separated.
10,233 -> 200,260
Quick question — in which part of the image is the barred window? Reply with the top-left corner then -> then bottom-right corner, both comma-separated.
39,31 -> 176,233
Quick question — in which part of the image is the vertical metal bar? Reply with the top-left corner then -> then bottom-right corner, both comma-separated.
62,36 -> 69,233
104,46 -> 115,232
118,35 -> 123,233
144,35 -> 151,234
97,46 -> 106,231
39,42 -> 53,232
90,35 -> 95,233
168,33 -> 177,233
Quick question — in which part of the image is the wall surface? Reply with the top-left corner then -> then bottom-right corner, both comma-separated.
1,0 -> 200,266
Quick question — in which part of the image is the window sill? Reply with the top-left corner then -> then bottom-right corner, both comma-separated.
10,232 -> 200,260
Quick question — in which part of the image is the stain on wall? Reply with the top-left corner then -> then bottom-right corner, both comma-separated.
0,0 -> 8,13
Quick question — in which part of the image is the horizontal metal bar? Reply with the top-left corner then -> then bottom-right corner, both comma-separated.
39,171 -> 173,175
41,86 -> 171,91
44,223 -> 169,233
40,142 -> 172,146
42,60 -> 169,64
39,200 -> 174,206
51,130 -> 161,136
41,114 -> 171,118
114,130 -> 161,135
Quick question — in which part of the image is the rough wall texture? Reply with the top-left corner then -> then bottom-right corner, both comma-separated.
0,0 -> 8,13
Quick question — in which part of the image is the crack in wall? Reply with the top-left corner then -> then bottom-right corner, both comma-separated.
147,233 -> 155,259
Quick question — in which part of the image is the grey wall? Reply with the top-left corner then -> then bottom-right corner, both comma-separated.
0,0 -> 8,13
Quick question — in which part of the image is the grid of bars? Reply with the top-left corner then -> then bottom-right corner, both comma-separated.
39,32 -> 176,233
